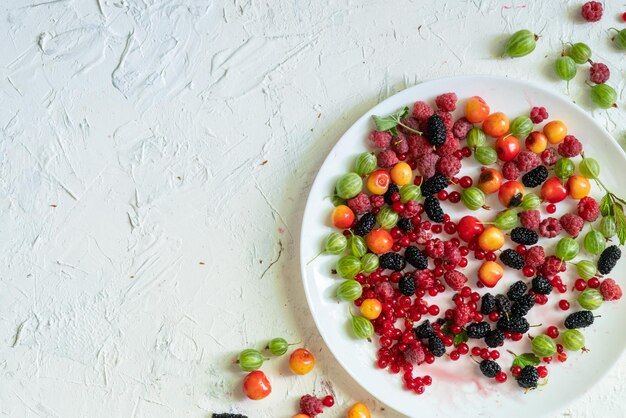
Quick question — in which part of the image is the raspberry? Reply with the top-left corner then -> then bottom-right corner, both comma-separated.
454,303 -> 472,326
415,269 -> 435,289
443,241 -> 462,266
577,196 -> 600,222
599,278 -> 622,301
414,229 -> 432,245
514,150 -> 541,172
370,194 -> 385,208
560,213 -> 585,237
376,281 -> 394,300
435,93 -> 458,112
519,209 -> 541,230
502,161 -> 520,180
402,200 -> 420,218
347,192 -> 371,215
539,217 -> 561,238
444,270 -> 467,291
404,344 -> 426,365
540,255 -> 566,279
452,117 -> 472,140
368,130 -> 392,149
435,111 -> 454,130
435,133 -> 460,156
412,101 -> 434,122
541,148 -> 558,166
436,155 -> 461,177
530,106 -> 548,124
415,152 -> 440,179
581,1 -> 603,22
407,134 -> 434,159
392,135 -> 409,155
425,238 -> 445,259
524,245 -> 546,268
558,135 -> 583,158
377,149 -> 399,168
300,395 -> 324,417
590,62 -> 610,84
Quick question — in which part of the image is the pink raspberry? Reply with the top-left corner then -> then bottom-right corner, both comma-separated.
577,196 -> 600,222
415,152 -> 440,179
502,161 -> 520,180
347,192 -> 371,215
402,200 -> 420,218
453,302 -> 472,326
435,92 -> 458,112
398,117 -> 421,136
600,278 -> 623,301
560,213 -> 585,237
539,217 -> 561,238
519,209 -> 541,230
392,135 -> 409,155
436,155 -> 461,177
443,241 -> 461,265
377,149 -> 399,168
412,101 -> 434,122
414,229 -> 432,245
404,344 -> 426,365
369,130 -> 392,149
376,281 -> 395,300
370,194 -> 385,208
514,150 -> 541,172
435,133 -> 460,156
541,148 -> 558,166
530,107 -> 548,124
558,135 -> 583,158
300,395 -> 324,417
444,270 -> 467,291
452,117 -> 473,140
524,246 -> 546,268
407,134 -> 434,159
590,62 -> 610,84
425,238 -> 444,258
581,1 -> 602,22
435,111 -> 454,130
541,255 -> 566,279
415,269 -> 435,289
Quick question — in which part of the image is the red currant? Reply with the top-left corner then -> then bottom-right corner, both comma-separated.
588,277 -> 600,288
547,326 -> 559,338
471,347 -> 482,356
537,366 -> 548,378
511,365 -> 522,376
522,266 -> 535,277
322,395 -> 335,407
432,224 -> 443,234
457,343 -> 469,355
489,311 -> 500,322
449,351 -> 460,361
448,191 -> 461,203
546,203 -> 556,214
423,375 -> 432,385
495,371 -> 507,383
437,190 -> 448,200
459,176 -> 473,188
516,245 -> 527,255
558,300 -> 570,310
392,201 -> 405,213
428,305 -> 440,316
575,279 -> 587,291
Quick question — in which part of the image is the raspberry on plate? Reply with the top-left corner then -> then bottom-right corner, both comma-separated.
558,135 -> 583,158
412,101 -> 435,121
415,152 -> 440,179
519,209 -> 541,230
452,117 -> 472,140
347,192 -> 372,215
539,217 -> 561,238
524,245 -> 546,268
435,92 -> 458,112
514,150 -> 541,172
530,106 -> 548,124
377,149 -> 399,168
560,213 -> 584,237
369,130 -> 392,149
577,196 -> 600,222
435,133 -> 460,156
502,161 -> 520,180
436,155 -> 461,177
444,270 -> 467,291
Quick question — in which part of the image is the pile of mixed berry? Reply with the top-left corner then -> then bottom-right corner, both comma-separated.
319,93 -> 625,394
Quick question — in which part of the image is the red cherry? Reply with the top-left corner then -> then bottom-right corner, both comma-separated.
457,216 -> 485,242
495,135 -> 521,162
541,177 -> 568,203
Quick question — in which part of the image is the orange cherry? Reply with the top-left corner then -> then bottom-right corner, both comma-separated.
360,299 -> 383,320
478,226 -> 505,251
332,205 -> 355,229
243,370 -> 272,400
367,170 -> 390,195
495,135 -> 521,162
366,228 -> 393,254
478,261 -> 504,288
289,348 -> 315,375
482,112 -> 510,137
567,175 -> 591,199
346,402 -> 371,418
543,121 -> 567,144
390,162 -> 412,186
498,180 -> 524,207
464,96 -> 490,123
477,168 -> 503,194
525,131 -> 548,154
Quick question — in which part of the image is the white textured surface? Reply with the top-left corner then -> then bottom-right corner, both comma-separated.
0,1 -> 624,417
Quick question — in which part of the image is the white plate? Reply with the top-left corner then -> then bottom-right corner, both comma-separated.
299,76 -> 626,417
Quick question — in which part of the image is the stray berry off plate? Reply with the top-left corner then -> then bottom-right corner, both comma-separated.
299,76 -> 626,418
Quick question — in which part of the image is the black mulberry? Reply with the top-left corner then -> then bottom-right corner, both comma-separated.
510,227 -> 539,245
522,165 -> 549,188
484,329 -> 505,348
398,217 -> 414,231
399,274 -> 416,296
353,212 -> 376,236
479,359 -> 501,378
426,114 -> 446,147
481,293 -> 497,314
497,316 -> 529,334
507,280 -> 528,301
414,319 -> 435,339
379,252 -> 406,271
564,310 -> 595,329
428,335 -> 446,357
500,249 -> 525,270
424,195 -> 445,223
531,276 -> 553,295
404,246 -> 428,270
384,183 -> 400,205
495,294 -> 512,316
421,173 -> 449,197
511,294 -> 535,317
517,365 -> 539,389
467,321 -> 490,339
597,245 -> 621,275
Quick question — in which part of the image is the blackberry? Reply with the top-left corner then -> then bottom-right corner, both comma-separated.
424,195 -> 445,223
399,274 -> 416,296
531,276 -> 553,295
511,294 -> 535,317
517,365 -> 539,389
480,293 -> 497,314
397,217 -> 414,232
522,165 -> 549,188
597,245 -> 621,275
414,319 -> 435,339
510,227 -> 539,245
479,359 -> 501,378
507,280 -> 528,301
384,183 -> 400,205
495,294 -> 512,316
426,114 -> 447,147
500,249 -> 525,270
484,329 -> 505,348
213,415 -> 247,418
404,246 -> 428,270
564,310 -> 595,329
428,334 -> 446,357
379,252 -> 406,271
421,173 -> 449,196
353,212 -> 376,236
497,316 -> 529,334
466,321 -> 490,339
